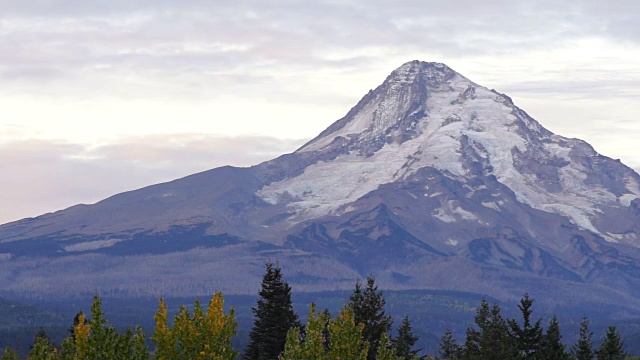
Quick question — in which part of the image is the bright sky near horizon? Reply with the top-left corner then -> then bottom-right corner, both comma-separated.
1,0 -> 639,224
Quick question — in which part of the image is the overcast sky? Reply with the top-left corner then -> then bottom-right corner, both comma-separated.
1,0 -> 639,224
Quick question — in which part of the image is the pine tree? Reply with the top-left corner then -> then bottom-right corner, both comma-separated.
132,326 -> 150,360
463,300 -> 514,360
572,315 -> 595,360
87,294 -> 110,360
393,316 -> 420,359
538,316 -> 569,360
347,277 -> 393,360
439,329 -> 461,360
28,335 -> 59,360
1,348 -> 19,360
596,326 -> 625,360
243,262 -> 301,360
508,293 -> 543,359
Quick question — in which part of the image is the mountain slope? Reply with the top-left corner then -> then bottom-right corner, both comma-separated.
1,61 -> 640,312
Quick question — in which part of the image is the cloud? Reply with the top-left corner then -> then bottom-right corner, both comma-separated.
0,134 -> 307,224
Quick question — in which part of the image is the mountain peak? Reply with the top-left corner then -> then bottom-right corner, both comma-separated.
385,60 -> 457,87
265,61 -> 640,244
2,60 -> 640,306
298,61 -> 469,155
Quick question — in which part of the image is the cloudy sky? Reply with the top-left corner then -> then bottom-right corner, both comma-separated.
0,0 -> 639,224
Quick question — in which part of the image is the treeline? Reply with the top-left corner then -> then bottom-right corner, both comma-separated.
0,263 -> 636,359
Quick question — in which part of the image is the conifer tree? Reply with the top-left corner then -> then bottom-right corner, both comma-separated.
439,329 -> 461,360
572,315 -> 595,360
393,316 -> 420,359
508,293 -> 543,359
596,326 -> 625,360
243,262 -> 300,360
463,300 -> 514,360
1,348 -> 19,360
87,294 -> 111,360
132,325 -> 150,360
538,315 -> 569,360
347,277 -> 392,360
28,335 -> 58,360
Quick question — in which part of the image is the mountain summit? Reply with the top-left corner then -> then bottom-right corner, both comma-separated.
1,61 -> 640,308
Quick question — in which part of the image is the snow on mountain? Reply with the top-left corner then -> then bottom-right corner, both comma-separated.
1,60 -> 640,308
258,61 -> 640,244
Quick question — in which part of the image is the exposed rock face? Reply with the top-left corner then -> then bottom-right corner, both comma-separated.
1,61 -> 640,311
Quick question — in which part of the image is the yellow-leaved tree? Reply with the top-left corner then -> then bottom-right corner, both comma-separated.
152,292 -> 238,360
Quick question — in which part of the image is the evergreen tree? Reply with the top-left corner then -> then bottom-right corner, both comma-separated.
439,329 -> 461,360
508,293 -> 543,359
243,262 -> 301,360
28,334 -> 58,360
1,348 -> 19,360
393,316 -> 420,359
538,315 -> 569,360
87,294 -> 111,360
572,315 -> 595,360
347,277 -> 393,360
132,325 -> 150,360
31,327 -> 53,350
463,300 -> 514,360
596,326 -> 625,360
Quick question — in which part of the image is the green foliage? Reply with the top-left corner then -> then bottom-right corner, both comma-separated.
376,333 -> 401,360
347,277 -> 393,360
27,336 -> 58,360
280,304 -> 327,360
538,315 -> 569,360
393,316 -> 420,359
508,293 -> 542,359
439,329 -> 461,360
280,305 -> 371,360
463,300 -> 515,360
1,348 -> 19,360
597,326 -> 626,360
573,315 -> 595,360
243,262 -> 301,360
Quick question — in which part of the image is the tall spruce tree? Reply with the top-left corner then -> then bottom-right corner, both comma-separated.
572,315 -> 595,360
463,300 -> 515,360
393,316 -> 420,359
538,315 -> 569,360
439,329 -> 461,360
243,262 -> 300,360
508,293 -> 543,359
596,326 -> 625,360
347,277 -> 393,360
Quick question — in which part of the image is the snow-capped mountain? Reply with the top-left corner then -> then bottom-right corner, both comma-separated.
1,61 -> 640,310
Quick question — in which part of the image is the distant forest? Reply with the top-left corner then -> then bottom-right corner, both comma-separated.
0,263 -> 638,360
